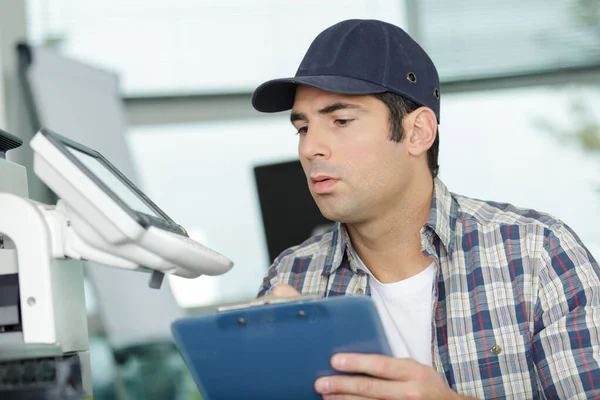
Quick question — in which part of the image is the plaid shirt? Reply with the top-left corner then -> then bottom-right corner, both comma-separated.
257,178 -> 600,399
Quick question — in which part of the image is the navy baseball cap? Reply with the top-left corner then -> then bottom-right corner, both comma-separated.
251,19 -> 441,122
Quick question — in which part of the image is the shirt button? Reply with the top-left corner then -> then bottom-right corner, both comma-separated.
491,345 -> 502,355
356,288 -> 364,295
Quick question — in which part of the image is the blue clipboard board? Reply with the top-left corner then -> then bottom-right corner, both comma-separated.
171,295 -> 392,400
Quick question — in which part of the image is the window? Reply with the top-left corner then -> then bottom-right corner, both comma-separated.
27,1 -> 600,94
27,0 -> 407,96
418,0 -> 600,80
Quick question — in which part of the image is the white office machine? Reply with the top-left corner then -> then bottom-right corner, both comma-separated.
0,128 -> 234,399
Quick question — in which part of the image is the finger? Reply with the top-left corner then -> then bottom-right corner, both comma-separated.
268,283 -> 301,298
330,354 -> 420,381
315,375 -> 408,399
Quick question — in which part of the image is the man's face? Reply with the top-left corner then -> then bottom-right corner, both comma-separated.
291,86 -> 416,224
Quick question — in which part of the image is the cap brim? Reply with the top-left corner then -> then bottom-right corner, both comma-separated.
251,75 -> 388,113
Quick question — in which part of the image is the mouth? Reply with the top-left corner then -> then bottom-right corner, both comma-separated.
311,175 -> 336,184
310,175 -> 340,194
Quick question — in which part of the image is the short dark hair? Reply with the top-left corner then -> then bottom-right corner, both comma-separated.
373,92 -> 440,178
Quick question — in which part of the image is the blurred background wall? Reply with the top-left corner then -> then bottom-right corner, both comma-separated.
1,0 -> 599,398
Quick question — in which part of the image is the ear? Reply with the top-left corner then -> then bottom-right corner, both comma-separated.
404,107 -> 437,157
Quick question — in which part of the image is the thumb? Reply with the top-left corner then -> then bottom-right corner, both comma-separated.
268,283 -> 301,298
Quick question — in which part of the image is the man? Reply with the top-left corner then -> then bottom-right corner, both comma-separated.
251,19 -> 600,399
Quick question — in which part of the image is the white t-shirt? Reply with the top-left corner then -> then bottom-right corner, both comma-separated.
350,247 -> 434,366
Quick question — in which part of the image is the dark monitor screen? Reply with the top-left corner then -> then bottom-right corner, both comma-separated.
254,160 -> 333,263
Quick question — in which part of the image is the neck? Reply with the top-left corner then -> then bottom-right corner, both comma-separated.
346,176 -> 434,283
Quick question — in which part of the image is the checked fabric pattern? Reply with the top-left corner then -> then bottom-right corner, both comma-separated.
257,178 -> 600,399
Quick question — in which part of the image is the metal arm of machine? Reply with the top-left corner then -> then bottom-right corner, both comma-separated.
0,126 -> 234,398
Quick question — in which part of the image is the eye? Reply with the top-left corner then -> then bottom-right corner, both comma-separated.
296,126 -> 308,135
335,119 -> 353,127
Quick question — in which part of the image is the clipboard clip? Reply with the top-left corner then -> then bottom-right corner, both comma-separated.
217,294 -> 322,312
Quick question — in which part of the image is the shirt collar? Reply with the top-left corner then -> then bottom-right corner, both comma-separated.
423,177 -> 458,259
322,177 -> 458,277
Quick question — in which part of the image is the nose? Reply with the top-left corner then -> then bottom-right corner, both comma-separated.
298,122 -> 331,161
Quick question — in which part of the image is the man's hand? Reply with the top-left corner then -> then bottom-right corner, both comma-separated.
267,283 -> 301,298
267,288 -> 475,399
315,353 -> 469,400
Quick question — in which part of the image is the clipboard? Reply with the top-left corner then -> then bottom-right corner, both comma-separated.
171,295 -> 392,400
